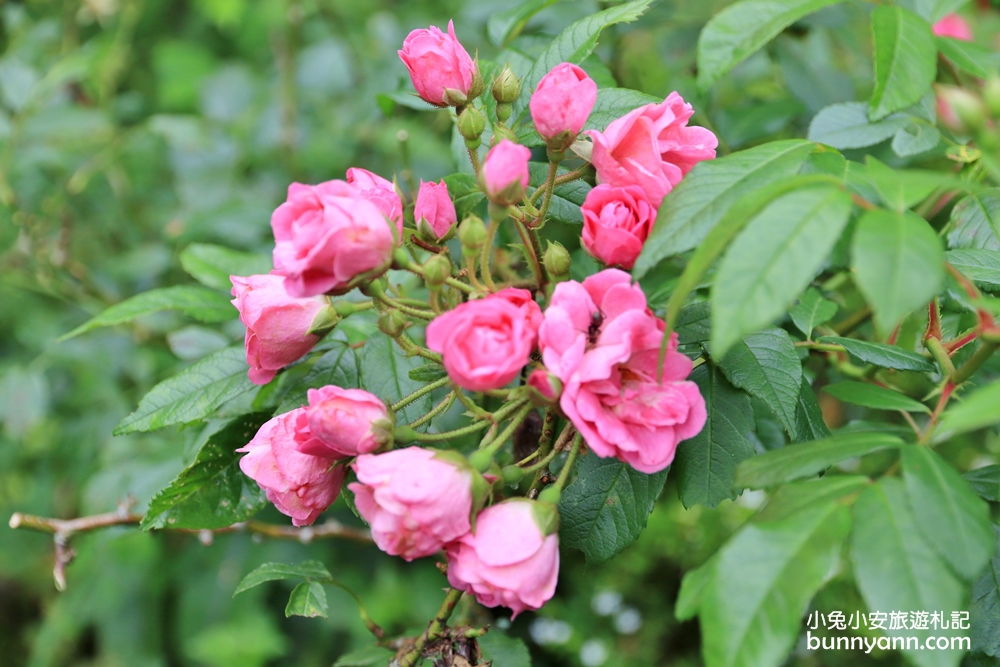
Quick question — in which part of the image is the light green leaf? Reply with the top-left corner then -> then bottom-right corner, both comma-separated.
863,156 -> 961,213
359,334 -> 432,424
947,190 -> 1000,251
180,243 -> 272,290
851,209 -> 945,333
696,0 -> 844,91
868,6 -> 937,121
823,380 -> 930,413
114,346 -> 257,435
817,336 -> 936,372
674,363 -> 756,509
900,0 -> 972,23
284,581 -> 328,618
487,0 -> 561,47
60,286 -> 235,340
754,475 -> 870,523
902,445 -> 994,581
934,380 -> 1000,442
964,464 -> 1000,502
789,288 -> 838,337
635,140 -> 816,277
407,363 -> 447,383
479,631 -> 532,667
711,185 -> 852,356
891,119 -> 941,157
277,341 -> 360,413
234,560 -> 332,595
559,452 -> 668,563
807,102 -> 909,149
734,431 -> 902,489
442,173 -> 485,220
141,412 -> 271,530
945,249 -> 1000,292
676,555 -> 718,621
937,36 -> 999,79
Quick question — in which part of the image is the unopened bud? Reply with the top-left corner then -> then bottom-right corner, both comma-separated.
530,497 -> 560,535
492,65 -> 520,105
542,241 -> 571,281
501,465 -> 525,484
468,448 -> 493,473
423,253 -> 452,289
458,216 -> 487,256
442,87 -> 468,107
307,304 -> 340,336
938,85 -> 987,132
526,369 -> 562,406
457,105 -> 486,142
491,124 -> 519,146
378,308 -> 409,338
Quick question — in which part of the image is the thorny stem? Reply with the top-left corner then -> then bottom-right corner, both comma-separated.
391,376 -> 451,413
920,383 -> 957,445
953,341 -> 999,385
512,214 -> 547,292
394,334 -> 442,363
528,424 -> 575,495
480,215 -> 501,292
466,146 -> 482,176
527,165 -> 590,205
374,294 -> 435,321
397,588 -> 464,667
925,337 -> 957,378
408,392 -> 455,429
552,434 -> 584,492
478,402 -> 533,454
534,159 -> 560,227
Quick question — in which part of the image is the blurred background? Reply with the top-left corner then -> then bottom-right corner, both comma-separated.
3,1 -> 999,665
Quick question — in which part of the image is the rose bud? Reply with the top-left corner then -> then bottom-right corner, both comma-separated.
480,139 -> 531,206
542,241 -> 572,283
415,180 -> 458,241
933,13 -> 972,41
300,386 -> 394,458
446,499 -> 560,618
238,408 -> 346,526
581,184 -> 657,270
345,167 -> 404,237
398,20 -> 476,107
350,447 -> 489,561
271,180 -> 397,298
230,274 -> 335,385
426,288 -> 542,392
526,368 -> 562,406
529,63 -> 597,151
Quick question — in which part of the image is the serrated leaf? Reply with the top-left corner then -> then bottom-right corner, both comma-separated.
971,526 -> 1000,665
964,465 -> 1000,502
817,336 -> 936,372
114,346 -> 257,435
60,285 -> 235,340
696,0 -> 844,91
792,377 -> 831,443
937,36 -> 999,79
333,646 -> 395,667
141,412 -> 271,530
559,452 -> 668,563
891,119 -> 941,157
869,6 -> 937,121
635,140 -> 816,277
701,500 -> 851,667
234,560 -> 332,595
823,380 -> 931,413
442,173 -> 485,220
718,327 -> 802,437
734,431 -> 902,489
934,379 -> 1000,442
180,243 -> 272,290
948,190 -> 1000,251
852,209 -> 944,333
902,446 -> 994,581
407,363 -> 447,383
851,479 -> 965,667
674,364 -> 755,509
807,102 -> 909,149
285,581 -> 328,618
711,185 -> 852,356
277,341 -> 360,414
359,334 -> 431,424
789,288 -> 838,337
946,249 -> 1000,292
479,631 -> 532,667
676,301 -> 712,346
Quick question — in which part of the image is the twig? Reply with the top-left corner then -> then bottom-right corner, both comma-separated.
396,588 -> 464,667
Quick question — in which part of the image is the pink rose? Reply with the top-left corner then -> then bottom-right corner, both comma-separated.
481,140 -> 531,206
238,409 -> 346,526
587,92 -> 717,205
933,13 -> 972,41
271,180 -> 396,298
526,369 -> 562,405
581,185 -> 656,270
398,20 -> 476,107
346,168 -> 404,236
538,269 -> 706,473
446,499 -> 559,618
426,288 -> 542,392
230,274 -> 329,385
350,447 -> 475,561
299,386 -> 393,458
414,180 -> 457,240
529,63 -> 598,145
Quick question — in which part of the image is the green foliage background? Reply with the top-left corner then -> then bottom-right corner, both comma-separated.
2,1 -> 999,666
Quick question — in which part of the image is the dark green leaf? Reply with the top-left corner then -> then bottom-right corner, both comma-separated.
789,288 -> 838,337
479,631 -> 532,667
869,6 -> 937,121
443,173 -> 485,220
407,363 -> 447,383
674,364 -> 756,509
807,102 -> 909,149
971,527 -> 1000,665
937,36 -> 999,79
675,301 -> 712,346
792,378 -> 831,443
114,346 -> 257,435
180,243 -> 272,290
696,0 -> 844,90
964,464 -> 1000,502
934,380 -> 1000,442
947,190 -> 1000,251
946,249 -> 1000,292
141,412 -> 272,530
718,327 -> 802,436
817,336 -> 936,372
359,334 -> 432,424
234,560 -> 332,595
734,431 -> 902,489
823,380 -> 930,413
527,163 -> 591,225
277,341 -> 360,414
60,286 -> 235,340
333,646 -> 395,667
559,452 -> 668,563
284,581 -> 328,618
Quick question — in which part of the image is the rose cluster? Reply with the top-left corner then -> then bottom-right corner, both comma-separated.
230,19 -> 716,618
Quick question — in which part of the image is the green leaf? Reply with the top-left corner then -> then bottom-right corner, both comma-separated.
947,190 -> 1000,251
60,286 -> 235,340
946,249 -> 1000,292
284,581 -> 328,618
937,36 -> 999,79
234,560 -> 332,595
676,555 -> 717,621
582,87 -> 660,134
696,0 -> 844,91
851,479 -> 966,667
180,243 -> 272,290
700,501 -> 851,667
970,527 -> 1000,665
634,140 -> 816,277
900,0 -> 972,23
734,431 -> 902,489
276,341 -> 360,414
807,102 -> 909,149
868,6 -> 937,121
510,0 -> 653,124
674,364 -> 756,509
141,412 -> 271,530
817,336 -> 936,372
114,346 -> 257,435
443,173 -> 485,220
891,119 -> 941,157
333,646 -> 395,667
964,464 -> 1000,502
823,380 -> 930,413
792,377 -> 831,443
934,380 -> 1000,442
754,475 -> 870,523
863,157 -> 960,213
789,288 -> 837,337
675,301 -> 712,346
527,163 -> 591,225
407,363 -> 447,383
479,631 -> 532,667
851,209 -> 945,333
718,327 -> 802,437
902,446 -> 994,581
559,452 -> 668,563
487,0 -> 561,47
359,334 -> 432,424
711,185 -> 852,356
